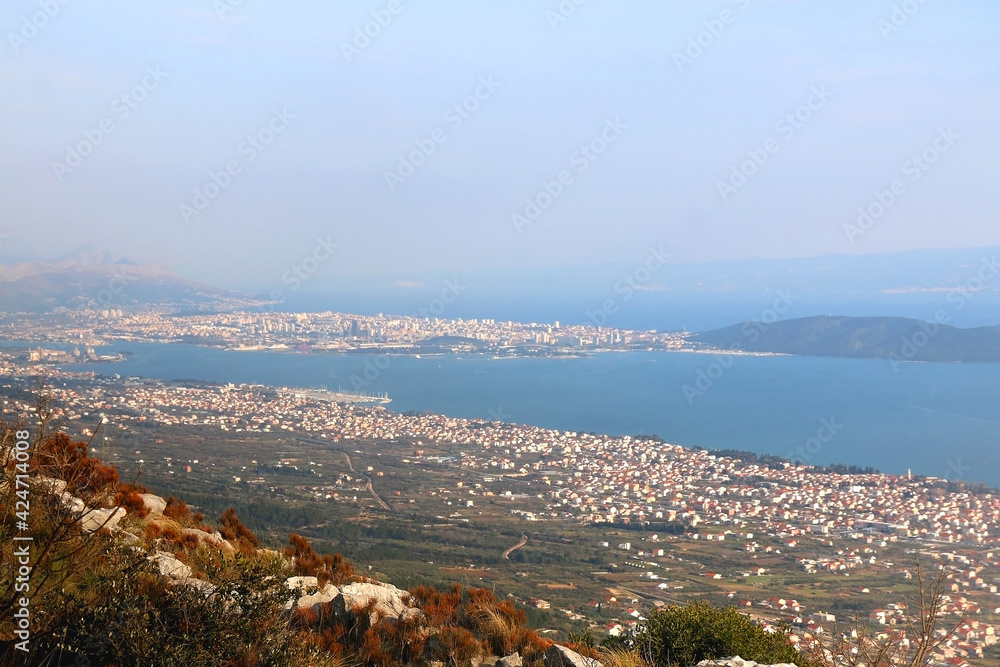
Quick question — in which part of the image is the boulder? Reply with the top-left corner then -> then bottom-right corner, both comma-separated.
298,584 -> 341,612
499,653 -> 523,667
37,476 -> 68,495
202,530 -> 226,543
151,551 -> 192,579
178,528 -> 226,546
176,577 -> 217,597
334,581 -> 423,624
139,493 -> 167,515
696,659 -> 797,667
545,644 -> 601,667
287,576 -> 320,590
79,506 -> 126,533
199,530 -> 233,551
52,488 -> 127,532
57,492 -> 87,515
285,576 -> 340,612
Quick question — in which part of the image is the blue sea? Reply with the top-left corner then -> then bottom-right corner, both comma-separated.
39,342 -> 1000,488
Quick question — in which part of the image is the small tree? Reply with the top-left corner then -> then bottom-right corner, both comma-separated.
808,558 -> 965,667
0,390 -> 134,654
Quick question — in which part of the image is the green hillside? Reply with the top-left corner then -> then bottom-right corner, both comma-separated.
690,315 -> 1000,363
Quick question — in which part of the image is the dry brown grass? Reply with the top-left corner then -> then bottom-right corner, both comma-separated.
599,646 -> 652,667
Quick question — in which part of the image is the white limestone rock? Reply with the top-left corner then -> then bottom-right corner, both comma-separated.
37,476 -> 69,495
176,577 -> 218,597
696,659 -> 797,667
57,492 -> 87,515
545,644 -> 601,667
79,506 -> 126,533
498,653 -> 523,667
139,493 -> 167,515
287,576 -> 320,590
335,581 -> 422,623
151,551 -> 192,579
284,576 -> 340,612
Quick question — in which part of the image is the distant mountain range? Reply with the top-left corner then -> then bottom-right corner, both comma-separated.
0,245 -> 258,313
3,244 -> 1000,328
690,315 -> 1000,363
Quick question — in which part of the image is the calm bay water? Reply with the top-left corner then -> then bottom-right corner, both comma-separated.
46,342 -> 1000,487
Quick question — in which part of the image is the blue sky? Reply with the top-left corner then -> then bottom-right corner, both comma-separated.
1,0 -> 998,289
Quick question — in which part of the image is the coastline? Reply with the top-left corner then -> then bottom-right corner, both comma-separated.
5,341 -> 998,487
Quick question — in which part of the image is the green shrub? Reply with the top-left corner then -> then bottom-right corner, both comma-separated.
634,602 -> 813,667
26,546 -> 328,667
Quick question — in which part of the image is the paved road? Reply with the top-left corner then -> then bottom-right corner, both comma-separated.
503,534 -> 528,560
366,478 -> 391,511
297,436 -> 390,512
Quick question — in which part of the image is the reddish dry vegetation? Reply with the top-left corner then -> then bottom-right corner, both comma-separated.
291,580 -> 552,667
280,537 -> 554,665
30,431 -> 120,499
219,506 -> 259,553
163,495 -> 191,522
4,427 -> 558,666
284,532 -> 357,588
410,583 -> 464,626
113,487 -> 150,518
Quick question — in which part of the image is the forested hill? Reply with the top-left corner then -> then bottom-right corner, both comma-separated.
689,315 -> 1000,363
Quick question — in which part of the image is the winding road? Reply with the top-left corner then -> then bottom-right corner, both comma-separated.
296,437 -> 391,512
365,478 -> 391,512
503,534 -> 528,560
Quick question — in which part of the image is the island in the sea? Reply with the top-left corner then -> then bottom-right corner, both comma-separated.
689,315 -> 1000,364
3,253 -> 999,364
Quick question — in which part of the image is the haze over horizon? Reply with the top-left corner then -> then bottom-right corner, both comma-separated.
5,6 -> 1000,664
2,1 -> 998,291
4,242 -> 1000,333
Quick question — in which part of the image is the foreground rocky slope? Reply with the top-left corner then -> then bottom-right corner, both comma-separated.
0,425 -> 813,667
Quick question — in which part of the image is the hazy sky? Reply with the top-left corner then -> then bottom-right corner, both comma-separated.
1,1 -> 998,289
